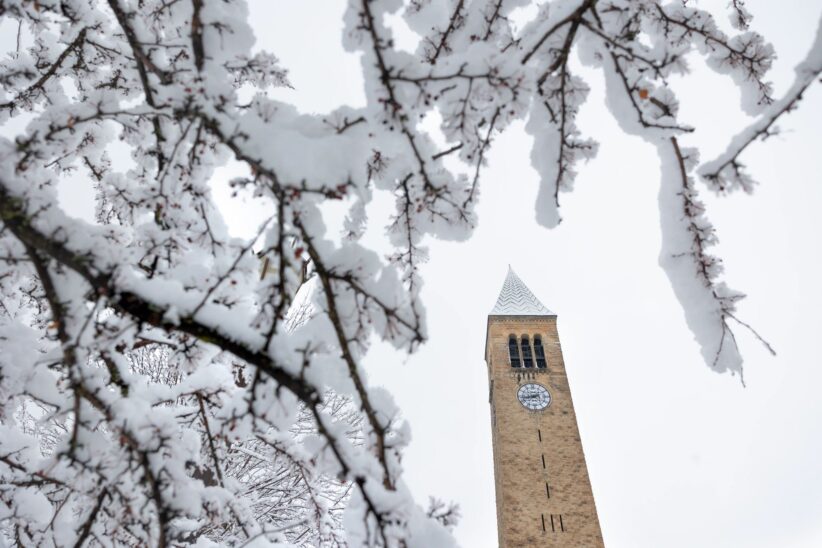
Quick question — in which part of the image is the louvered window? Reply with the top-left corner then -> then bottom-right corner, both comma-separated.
521,335 -> 533,368
508,335 -> 521,367
534,335 -> 547,369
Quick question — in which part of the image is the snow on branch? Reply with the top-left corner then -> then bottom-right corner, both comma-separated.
700,13 -> 822,192
0,0 -> 453,543
658,138 -> 774,379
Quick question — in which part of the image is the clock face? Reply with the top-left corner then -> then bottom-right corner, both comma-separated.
517,383 -> 551,411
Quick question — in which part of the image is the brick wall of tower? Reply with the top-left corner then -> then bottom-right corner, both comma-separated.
485,316 -> 604,548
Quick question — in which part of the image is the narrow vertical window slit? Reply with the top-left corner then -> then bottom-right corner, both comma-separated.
534,335 -> 547,369
508,335 -> 521,368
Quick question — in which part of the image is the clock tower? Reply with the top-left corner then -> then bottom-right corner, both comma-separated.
485,267 -> 604,547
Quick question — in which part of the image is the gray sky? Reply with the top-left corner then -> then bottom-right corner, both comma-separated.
237,1 -> 822,547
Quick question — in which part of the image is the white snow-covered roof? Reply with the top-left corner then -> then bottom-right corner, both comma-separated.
490,266 -> 555,316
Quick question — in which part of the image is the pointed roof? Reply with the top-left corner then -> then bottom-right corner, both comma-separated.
490,266 -> 555,316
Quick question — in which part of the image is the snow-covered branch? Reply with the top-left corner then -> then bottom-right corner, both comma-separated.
700,13 -> 822,192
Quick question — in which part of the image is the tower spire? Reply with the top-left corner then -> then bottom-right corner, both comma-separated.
490,266 -> 555,316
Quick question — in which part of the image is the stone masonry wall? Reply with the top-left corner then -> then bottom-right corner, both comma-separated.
485,316 -> 604,548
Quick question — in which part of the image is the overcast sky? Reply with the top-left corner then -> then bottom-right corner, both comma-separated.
229,1 -> 822,547
5,1 -> 819,546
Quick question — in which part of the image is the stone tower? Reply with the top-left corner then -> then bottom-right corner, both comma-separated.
485,267 -> 604,547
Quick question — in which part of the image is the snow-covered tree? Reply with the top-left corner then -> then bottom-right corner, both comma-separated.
0,0 -> 818,545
